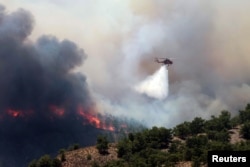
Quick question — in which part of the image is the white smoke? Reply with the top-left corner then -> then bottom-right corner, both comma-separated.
9,0 -> 250,128
134,66 -> 169,100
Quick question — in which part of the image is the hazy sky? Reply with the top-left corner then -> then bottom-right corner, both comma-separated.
3,2 -> 250,166
1,0 -> 250,127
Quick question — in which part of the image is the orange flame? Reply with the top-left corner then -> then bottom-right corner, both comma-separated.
103,125 -> 115,131
77,106 -> 101,128
7,109 -> 23,118
49,105 -> 65,117
77,105 -> 115,131
1,105 -> 116,132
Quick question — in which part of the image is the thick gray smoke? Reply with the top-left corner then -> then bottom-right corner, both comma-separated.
0,5 -> 104,167
1,0 -> 250,165
88,0 -> 250,128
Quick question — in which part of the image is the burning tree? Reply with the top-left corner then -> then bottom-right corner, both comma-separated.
0,5 -> 120,167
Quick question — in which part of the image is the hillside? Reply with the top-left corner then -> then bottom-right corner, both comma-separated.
57,127 -> 245,167
229,125 -> 246,144
60,144 -> 118,167
29,104 -> 250,167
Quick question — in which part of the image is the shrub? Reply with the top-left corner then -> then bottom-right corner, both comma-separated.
96,135 -> 109,155
240,121 -> 250,139
87,154 -> 92,160
37,155 -> 52,167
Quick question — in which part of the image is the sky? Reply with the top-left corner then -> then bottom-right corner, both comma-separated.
2,1 -> 250,166
1,0 -> 250,127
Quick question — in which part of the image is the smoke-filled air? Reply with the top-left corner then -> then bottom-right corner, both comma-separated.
1,0 -> 250,166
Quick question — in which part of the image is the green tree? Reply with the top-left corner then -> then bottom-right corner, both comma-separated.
239,104 -> 250,123
158,127 -> 172,148
37,155 -> 52,167
96,135 -> 109,155
174,121 -> 191,139
59,149 -> 66,162
185,135 -> 208,162
128,133 -> 134,141
167,153 -> 180,164
207,130 -> 230,142
91,161 -> 100,167
219,110 -> 232,129
52,159 -> 62,167
148,152 -> 168,167
208,141 -> 233,151
186,135 -> 208,149
104,160 -> 126,167
190,117 -> 205,135
28,160 -> 37,167
67,143 -> 80,151
192,156 -> 201,167
205,111 -> 231,131
184,148 -> 192,161
233,141 -> 250,151
230,115 -> 240,127
28,155 -> 61,167
240,121 -> 250,139
169,140 -> 184,154
87,154 -> 92,160
131,133 -> 146,153
117,138 -> 131,159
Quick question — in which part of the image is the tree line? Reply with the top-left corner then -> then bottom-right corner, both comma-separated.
103,104 -> 250,167
29,103 -> 250,167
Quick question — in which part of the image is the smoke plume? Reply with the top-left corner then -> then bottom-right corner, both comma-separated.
0,5 -> 114,167
79,0 -> 250,128
11,0 -> 246,128
1,0 -> 250,165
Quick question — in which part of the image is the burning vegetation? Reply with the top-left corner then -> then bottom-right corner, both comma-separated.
0,5 -> 141,167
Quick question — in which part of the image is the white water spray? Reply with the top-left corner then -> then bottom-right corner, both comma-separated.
134,66 -> 169,100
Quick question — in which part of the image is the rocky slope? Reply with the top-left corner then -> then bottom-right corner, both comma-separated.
59,126 -> 245,167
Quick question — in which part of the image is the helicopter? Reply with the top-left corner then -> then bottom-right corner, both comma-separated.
155,57 -> 173,66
